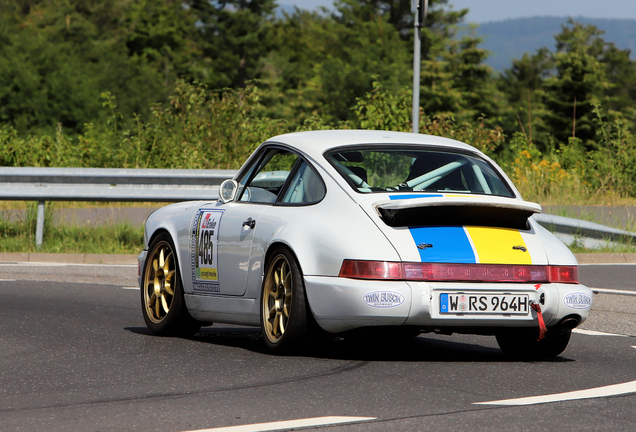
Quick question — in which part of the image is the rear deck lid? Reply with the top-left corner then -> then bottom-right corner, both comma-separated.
361,194 -> 548,265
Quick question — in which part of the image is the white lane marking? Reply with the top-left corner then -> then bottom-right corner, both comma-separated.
183,416 -> 375,432
579,263 -> 636,266
474,380 -> 636,406
573,329 -> 627,337
122,286 -> 140,290
0,279 -> 16,282
0,263 -> 136,268
592,288 -> 636,296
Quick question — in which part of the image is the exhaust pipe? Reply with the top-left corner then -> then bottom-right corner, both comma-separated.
552,315 -> 581,335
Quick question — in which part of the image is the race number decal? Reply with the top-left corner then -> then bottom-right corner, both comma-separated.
191,209 -> 223,293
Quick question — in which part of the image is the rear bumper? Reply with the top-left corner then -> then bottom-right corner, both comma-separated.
304,276 -> 592,334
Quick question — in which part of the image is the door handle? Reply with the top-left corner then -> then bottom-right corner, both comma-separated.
242,218 -> 256,229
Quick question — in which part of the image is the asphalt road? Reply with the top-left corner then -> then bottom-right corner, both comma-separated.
0,265 -> 635,432
579,264 -> 636,291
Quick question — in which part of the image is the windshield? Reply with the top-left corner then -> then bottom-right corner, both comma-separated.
325,147 -> 515,198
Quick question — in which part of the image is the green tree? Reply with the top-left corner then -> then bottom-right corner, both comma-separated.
543,20 -> 615,146
259,0 -> 490,126
598,43 -> 636,122
496,20 -> 636,152
497,48 -> 553,148
420,29 -> 502,124
334,0 -> 468,40
123,0 -> 203,86
0,0 -> 173,135
259,7 -> 411,124
187,0 -> 278,89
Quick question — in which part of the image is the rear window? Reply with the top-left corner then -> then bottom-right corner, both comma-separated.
325,147 -> 514,198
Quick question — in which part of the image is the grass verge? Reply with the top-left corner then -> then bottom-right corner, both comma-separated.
566,239 -> 636,254
2,202 -> 635,255
0,204 -> 143,254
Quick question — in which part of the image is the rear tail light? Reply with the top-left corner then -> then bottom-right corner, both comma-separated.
338,260 -> 402,280
402,263 -> 551,282
339,260 -> 579,284
548,266 -> 579,283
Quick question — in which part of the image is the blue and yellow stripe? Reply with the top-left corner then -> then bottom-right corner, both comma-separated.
408,226 -> 532,265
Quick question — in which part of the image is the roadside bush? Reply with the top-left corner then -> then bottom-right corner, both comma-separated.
0,81 -> 290,169
504,133 -> 589,203
125,82 -> 289,169
2,80 -> 636,203
587,104 -> 636,198
352,81 -> 505,154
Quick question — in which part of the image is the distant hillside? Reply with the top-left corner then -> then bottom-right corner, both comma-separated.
476,16 -> 636,71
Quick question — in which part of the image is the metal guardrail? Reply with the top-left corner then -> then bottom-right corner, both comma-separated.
2,167 -> 635,250
533,213 -> 636,249
0,167 -> 237,201
534,214 -> 636,242
0,167 -> 237,247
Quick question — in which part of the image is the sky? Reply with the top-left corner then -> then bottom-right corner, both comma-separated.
280,0 -> 636,22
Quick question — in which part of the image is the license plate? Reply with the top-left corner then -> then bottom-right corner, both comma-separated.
439,293 -> 529,315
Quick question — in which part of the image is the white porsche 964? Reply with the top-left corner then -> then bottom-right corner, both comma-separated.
139,130 -> 593,358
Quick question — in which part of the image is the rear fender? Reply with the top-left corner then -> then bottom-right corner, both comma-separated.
245,192 -> 400,300
530,218 -> 578,265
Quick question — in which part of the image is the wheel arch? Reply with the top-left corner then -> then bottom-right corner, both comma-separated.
260,241 -> 317,351
262,241 -> 319,317
143,201 -> 207,290
140,229 -> 201,336
147,227 -> 173,250
263,241 -> 302,277
144,224 -> 188,286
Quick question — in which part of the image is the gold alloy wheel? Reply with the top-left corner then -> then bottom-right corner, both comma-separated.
143,241 -> 176,324
262,254 -> 293,343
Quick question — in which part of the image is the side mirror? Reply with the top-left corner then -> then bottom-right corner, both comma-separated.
219,179 -> 238,203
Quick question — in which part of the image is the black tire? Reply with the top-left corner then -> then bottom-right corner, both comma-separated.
496,328 -> 571,360
260,247 -> 308,353
141,232 -> 201,337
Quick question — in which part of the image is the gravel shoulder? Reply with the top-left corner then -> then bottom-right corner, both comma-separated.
0,262 -> 138,287
579,294 -> 636,337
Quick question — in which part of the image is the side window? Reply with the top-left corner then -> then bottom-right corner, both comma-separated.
281,161 -> 326,204
239,149 -> 299,204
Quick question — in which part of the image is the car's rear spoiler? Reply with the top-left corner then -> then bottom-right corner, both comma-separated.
374,196 -> 542,230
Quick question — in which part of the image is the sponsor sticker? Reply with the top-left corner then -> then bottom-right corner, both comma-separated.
191,209 -> 223,293
363,291 -> 405,308
563,292 -> 592,309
